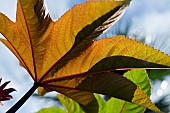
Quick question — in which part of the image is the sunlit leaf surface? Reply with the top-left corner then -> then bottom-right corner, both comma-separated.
58,94 -> 85,113
102,70 -> 150,113
37,107 -> 66,113
0,0 -> 168,112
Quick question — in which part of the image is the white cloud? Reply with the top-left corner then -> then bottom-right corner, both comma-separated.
0,0 -> 17,22
103,0 -> 170,54
45,0 -> 70,20
132,12 -> 170,34
45,0 -> 85,21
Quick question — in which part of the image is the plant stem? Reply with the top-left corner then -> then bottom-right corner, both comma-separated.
6,82 -> 40,113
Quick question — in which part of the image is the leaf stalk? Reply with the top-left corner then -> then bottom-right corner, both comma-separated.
6,82 -> 40,113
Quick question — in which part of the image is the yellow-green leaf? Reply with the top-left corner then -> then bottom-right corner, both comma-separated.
37,107 -> 66,113
58,94 -> 85,113
46,87 -> 99,113
43,36 -> 170,83
38,86 -> 98,111
0,0 -> 169,112
103,70 -> 151,113
43,72 -> 132,105
41,36 -> 170,112
49,70 -> 160,112
0,0 -> 131,110
124,70 -> 151,96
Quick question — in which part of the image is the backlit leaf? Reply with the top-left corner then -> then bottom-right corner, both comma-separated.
0,0 -> 52,81
0,0 -> 130,112
58,94 -> 85,113
41,36 -> 169,112
103,70 -> 150,113
0,0 -> 169,112
39,0 -> 130,81
0,0 -> 129,81
37,107 -> 66,113
43,36 -> 170,82
47,88 -> 99,113
147,70 -> 170,80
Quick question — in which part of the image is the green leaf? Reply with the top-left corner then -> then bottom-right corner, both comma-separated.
43,36 -> 169,112
58,94 -> 85,113
48,88 -> 98,113
37,70 -> 156,113
124,70 -> 151,96
0,0 -> 169,112
103,70 -> 150,113
94,94 -> 106,113
37,107 -> 66,113
148,70 -> 170,80
92,70 -> 156,113
105,98 -> 145,113
45,71 -> 161,112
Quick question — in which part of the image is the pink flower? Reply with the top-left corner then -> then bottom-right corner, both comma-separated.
0,78 -> 16,105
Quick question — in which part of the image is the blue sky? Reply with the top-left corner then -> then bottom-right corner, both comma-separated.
0,0 -> 170,113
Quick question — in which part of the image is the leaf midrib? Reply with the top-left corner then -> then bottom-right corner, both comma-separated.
43,80 -> 135,99
0,16 -> 35,79
19,0 -> 38,81
41,67 -> 132,84
38,4 -> 124,83
41,67 -> 170,84
120,101 -> 127,113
